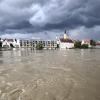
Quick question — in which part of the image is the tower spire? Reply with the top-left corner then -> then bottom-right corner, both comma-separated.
65,29 -> 66,34
64,29 -> 67,39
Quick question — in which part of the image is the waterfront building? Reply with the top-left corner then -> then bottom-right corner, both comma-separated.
57,30 -> 74,49
0,38 -> 20,48
96,41 -> 100,48
2,39 -> 10,48
12,39 -> 20,48
81,39 -> 91,47
20,39 -> 57,49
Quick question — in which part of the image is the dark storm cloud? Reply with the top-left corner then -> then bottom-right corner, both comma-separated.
0,0 -> 100,39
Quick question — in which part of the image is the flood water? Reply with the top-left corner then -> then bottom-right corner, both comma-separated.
0,48 -> 100,100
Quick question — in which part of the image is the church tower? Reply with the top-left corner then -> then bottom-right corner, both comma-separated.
64,29 -> 68,39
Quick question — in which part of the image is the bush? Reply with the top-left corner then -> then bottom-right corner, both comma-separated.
90,39 -> 96,46
81,44 -> 89,49
74,41 -> 81,48
36,43 -> 44,50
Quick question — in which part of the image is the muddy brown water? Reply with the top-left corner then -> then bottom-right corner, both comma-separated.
0,49 -> 100,100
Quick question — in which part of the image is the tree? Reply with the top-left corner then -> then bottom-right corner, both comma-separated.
74,41 -> 81,48
10,43 -> 14,48
0,38 -> 2,48
81,44 -> 89,49
36,43 -> 44,50
0,41 -> 2,48
57,44 -> 59,48
90,40 -> 96,46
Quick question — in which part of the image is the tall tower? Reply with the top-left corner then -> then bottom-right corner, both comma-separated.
64,29 -> 68,39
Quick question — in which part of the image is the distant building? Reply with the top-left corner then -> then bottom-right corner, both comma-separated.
96,41 -> 100,48
20,39 -> 57,49
12,39 -> 20,48
57,30 -> 74,49
81,39 -> 91,47
2,39 -> 10,48
1,38 -> 20,48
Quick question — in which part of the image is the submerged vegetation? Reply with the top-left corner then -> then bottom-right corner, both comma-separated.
36,43 -> 44,50
81,44 -> 89,49
74,41 -> 81,48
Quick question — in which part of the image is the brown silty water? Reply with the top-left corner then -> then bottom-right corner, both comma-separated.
0,49 -> 100,100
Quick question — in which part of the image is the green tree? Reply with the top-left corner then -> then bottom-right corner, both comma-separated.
10,43 -> 14,48
74,41 -> 81,48
0,38 -> 2,48
57,44 -> 59,48
36,43 -> 44,50
81,44 -> 89,49
90,40 -> 96,46
0,42 -> 2,48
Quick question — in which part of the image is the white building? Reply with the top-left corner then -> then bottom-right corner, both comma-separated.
20,39 -> 57,49
96,41 -> 100,48
57,31 -> 74,49
81,39 -> 91,47
2,39 -> 10,48
1,39 -> 20,48
12,39 -> 20,48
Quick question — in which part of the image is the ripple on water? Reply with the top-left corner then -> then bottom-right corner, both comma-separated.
0,49 -> 100,100
0,77 -> 75,100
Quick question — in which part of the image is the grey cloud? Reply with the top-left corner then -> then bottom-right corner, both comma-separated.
0,0 -> 100,40
70,26 -> 100,40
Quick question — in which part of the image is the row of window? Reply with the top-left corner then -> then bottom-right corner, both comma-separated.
20,40 -> 57,47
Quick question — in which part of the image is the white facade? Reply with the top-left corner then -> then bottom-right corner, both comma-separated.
59,42 -> 74,49
20,39 -> 57,49
2,39 -> 20,48
2,40 -> 10,47
12,39 -> 20,48
81,40 -> 91,47
57,30 -> 74,49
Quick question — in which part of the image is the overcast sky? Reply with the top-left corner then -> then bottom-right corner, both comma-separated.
0,0 -> 100,40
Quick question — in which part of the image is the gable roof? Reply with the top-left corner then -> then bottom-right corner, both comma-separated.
60,38 -> 73,43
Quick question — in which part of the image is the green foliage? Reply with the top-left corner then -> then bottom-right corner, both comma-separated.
10,43 -> 14,48
74,41 -> 81,48
36,43 -> 44,50
81,44 -> 89,49
57,44 -> 59,48
90,40 -> 96,46
74,40 -> 89,49
0,42 -> 2,48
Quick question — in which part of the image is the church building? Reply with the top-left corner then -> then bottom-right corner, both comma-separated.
57,30 -> 74,49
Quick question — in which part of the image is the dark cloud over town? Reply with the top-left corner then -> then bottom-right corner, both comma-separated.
0,0 -> 100,40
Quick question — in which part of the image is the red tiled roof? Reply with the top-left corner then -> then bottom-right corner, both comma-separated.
60,38 -> 73,43
96,42 -> 100,45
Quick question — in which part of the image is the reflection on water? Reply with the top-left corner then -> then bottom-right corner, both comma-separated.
0,51 -> 3,64
0,49 -> 100,100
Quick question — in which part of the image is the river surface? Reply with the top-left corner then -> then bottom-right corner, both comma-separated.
0,49 -> 100,100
